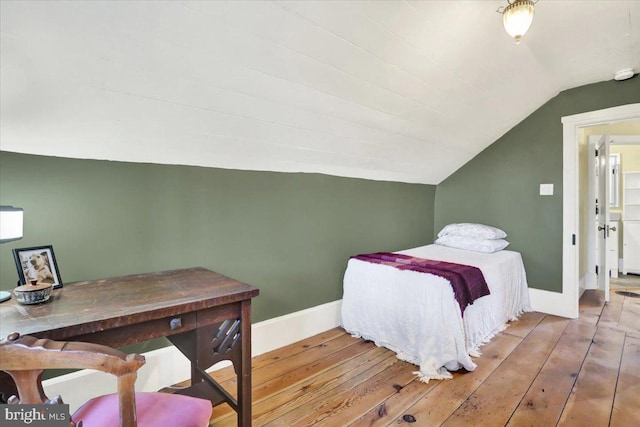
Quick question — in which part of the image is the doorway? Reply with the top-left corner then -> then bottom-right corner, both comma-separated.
581,126 -> 640,304
561,103 -> 640,319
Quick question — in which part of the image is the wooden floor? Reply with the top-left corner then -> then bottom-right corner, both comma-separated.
207,288 -> 639,426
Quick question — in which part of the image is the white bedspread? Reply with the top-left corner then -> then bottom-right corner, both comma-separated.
341,244 -> 531,382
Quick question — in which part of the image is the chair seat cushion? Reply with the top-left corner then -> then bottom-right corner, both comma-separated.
72,392 -> 212,427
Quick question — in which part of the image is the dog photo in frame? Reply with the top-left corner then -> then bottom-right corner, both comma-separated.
13,245 -> 63,289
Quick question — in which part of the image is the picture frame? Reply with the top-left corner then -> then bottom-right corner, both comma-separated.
13,245 -> 63,289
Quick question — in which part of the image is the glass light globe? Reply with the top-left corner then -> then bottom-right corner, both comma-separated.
503,0 -> 535,44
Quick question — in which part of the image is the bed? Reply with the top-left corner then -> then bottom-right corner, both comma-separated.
341,243 -> 531,382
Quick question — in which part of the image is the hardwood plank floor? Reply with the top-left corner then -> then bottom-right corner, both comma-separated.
208,288 -> 639,426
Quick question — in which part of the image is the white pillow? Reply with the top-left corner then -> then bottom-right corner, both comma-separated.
435,235 -> 509,253
437,223 -> 507,240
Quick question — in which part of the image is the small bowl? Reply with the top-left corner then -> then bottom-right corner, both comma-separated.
14,283 -> 53,305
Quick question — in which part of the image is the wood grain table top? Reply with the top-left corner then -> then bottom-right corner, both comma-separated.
0,267 -> 259,340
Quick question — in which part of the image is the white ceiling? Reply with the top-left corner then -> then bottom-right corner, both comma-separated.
1,1 -> 638,184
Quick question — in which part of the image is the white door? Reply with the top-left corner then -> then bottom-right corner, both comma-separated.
596,133 -> 610,302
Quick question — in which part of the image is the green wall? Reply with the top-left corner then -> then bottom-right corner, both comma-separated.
2,78 -> 637,328
435,77 -> 640,293
0,152 -> 435,323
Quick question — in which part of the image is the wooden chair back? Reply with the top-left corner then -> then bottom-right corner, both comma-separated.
0,332 -> 145,427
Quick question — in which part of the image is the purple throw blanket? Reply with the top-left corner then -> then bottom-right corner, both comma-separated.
351,252 -> 490,316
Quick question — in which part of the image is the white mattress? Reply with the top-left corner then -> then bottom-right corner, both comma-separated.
341,244 -> 531,382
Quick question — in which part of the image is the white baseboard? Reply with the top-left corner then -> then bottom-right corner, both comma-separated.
251,299 -> 342,356
529,287 -> 577,319
42,300 -> 343,412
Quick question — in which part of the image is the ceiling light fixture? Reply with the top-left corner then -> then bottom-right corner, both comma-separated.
497,0 -> 538,44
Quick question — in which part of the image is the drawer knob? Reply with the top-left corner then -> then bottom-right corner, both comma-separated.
169,318 -> 182,330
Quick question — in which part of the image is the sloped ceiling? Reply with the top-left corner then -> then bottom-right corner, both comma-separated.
1,1 -> 638,184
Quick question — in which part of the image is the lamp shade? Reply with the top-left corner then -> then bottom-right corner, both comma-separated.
503,0 -> 535,44
0,206 -> 24,243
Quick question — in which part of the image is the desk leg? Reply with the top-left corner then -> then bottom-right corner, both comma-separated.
238,299 -> 252,427
169,302 -> 253,426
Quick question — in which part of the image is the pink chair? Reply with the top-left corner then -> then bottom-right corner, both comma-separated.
0,333 -> 212,427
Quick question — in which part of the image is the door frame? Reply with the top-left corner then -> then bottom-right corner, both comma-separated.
558,103 -> 640,319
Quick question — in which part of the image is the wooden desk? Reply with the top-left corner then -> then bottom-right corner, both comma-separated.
0,267 -> 259,427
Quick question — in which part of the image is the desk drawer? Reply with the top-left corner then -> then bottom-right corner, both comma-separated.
197,303 -> 242,327
46,312 -> 198,348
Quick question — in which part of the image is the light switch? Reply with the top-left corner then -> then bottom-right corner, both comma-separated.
540,184 -> 554,196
